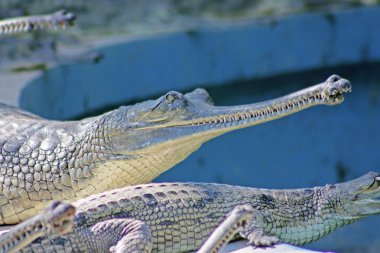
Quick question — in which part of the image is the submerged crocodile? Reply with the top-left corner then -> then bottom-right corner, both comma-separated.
0,75 -> 351,224
19,172 -> 380,252
0,200 -> 75,253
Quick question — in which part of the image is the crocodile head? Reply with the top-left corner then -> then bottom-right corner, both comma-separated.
331,172 -> 380,218
101,75 -> 351,162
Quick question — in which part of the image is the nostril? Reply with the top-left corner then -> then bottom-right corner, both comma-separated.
330,75 -> 340,82
343,81 -> 352,90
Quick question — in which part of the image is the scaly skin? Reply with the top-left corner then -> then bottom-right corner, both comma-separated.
0,75 -> 351,224
19,172 -> 380,253
0,10 -> 75,35
0,201 -> 75,253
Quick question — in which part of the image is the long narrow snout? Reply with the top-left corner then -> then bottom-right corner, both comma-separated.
176,75 -> 351,131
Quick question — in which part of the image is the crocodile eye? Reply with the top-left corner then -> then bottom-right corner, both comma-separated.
165,93 -> 178,104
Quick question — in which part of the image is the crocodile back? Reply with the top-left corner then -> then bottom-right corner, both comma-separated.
0,103 -> 45,150
0,103 -> 87,224
0,103 -> 78,154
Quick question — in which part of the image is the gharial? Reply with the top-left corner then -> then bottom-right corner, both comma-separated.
17,172 -> 380,253
0,75 -> 351,224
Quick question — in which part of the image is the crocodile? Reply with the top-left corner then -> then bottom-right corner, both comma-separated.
0,200 -> 75,253
0,75 -> 351,224
18,171 -> 380,252
0,10 -> 75,35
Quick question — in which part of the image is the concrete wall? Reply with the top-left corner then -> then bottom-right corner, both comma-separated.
19,7 -> 380,252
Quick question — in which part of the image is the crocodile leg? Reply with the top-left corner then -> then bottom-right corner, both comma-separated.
245,229 -> 279,247
240,208 -> 280,247
79,218 -> 153,253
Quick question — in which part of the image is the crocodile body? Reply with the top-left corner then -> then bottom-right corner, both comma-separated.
20,172 -> 380,253
0,201 -> 75,253
0,75 -> 351,224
